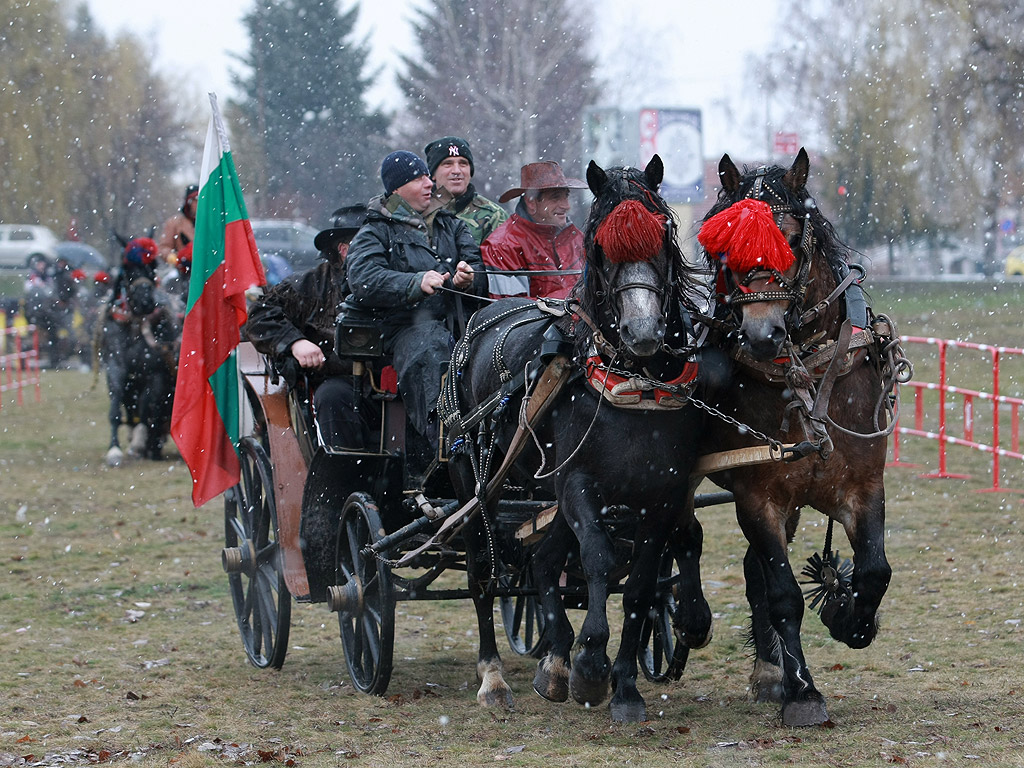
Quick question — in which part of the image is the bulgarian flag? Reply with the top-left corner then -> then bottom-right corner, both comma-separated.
171,94 -> 266,507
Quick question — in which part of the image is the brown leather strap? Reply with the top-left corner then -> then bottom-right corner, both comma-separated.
394,354 -> 572,566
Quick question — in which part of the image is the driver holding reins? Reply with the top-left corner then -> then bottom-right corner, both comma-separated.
345,150 -> 488,483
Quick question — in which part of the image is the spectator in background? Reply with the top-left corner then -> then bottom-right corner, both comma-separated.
424,136 -> 507,245
482,161 -> 588,300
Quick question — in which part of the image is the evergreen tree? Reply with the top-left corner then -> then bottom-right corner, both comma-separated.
232,0 -> 389,222
397,0 -> 597,196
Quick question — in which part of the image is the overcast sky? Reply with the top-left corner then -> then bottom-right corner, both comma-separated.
84,0 -> 781,160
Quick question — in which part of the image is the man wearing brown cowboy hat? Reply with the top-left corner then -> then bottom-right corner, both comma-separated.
245,204 -> 371,449
481,160 -> 588,300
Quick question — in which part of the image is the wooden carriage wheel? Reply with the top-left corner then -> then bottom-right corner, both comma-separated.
638,548 -> 689,683
332,492 -> 395,695
222,436 -> 292,669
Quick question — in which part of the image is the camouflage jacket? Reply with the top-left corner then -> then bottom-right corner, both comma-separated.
433,184 -> 508,245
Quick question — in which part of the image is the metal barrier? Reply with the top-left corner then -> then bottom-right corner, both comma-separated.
0,324 -> 41,409
892,336 -> 1024,493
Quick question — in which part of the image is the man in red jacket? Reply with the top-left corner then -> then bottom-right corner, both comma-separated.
481,160 -> 588,300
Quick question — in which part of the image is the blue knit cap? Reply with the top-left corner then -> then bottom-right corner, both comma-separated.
381,150 -> 430,195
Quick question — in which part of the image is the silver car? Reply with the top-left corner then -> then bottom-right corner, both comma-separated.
0,224 -> 59,268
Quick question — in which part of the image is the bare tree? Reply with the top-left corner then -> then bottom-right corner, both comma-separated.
396,0 -> 597,196
750,0 -> 1024,275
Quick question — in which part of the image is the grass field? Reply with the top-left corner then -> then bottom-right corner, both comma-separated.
1,281 -> 1023,767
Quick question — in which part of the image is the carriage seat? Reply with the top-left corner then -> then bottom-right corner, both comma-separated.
335,298 -> 398,395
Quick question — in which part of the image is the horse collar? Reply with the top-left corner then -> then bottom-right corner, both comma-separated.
583,352 -> 698,410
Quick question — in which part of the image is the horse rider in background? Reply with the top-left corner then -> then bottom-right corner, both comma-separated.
159,184 -> 197,272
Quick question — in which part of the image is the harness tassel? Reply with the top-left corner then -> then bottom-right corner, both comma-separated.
698,199 -> 794,274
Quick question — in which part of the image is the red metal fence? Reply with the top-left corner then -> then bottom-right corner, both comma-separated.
891,336 -> 1024,493
0,325 -> 41,409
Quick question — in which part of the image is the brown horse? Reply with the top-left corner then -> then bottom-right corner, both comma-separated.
696,149 -> 909,726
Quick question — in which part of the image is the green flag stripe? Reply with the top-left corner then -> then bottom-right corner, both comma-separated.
188,150 -> 251,312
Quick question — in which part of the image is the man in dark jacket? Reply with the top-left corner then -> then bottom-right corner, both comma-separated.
346,150 -> 487,470
245,205 -> 369,449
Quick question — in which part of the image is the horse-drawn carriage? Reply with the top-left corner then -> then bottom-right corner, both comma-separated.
224,304 -> 720,695
220,151 -> 912,726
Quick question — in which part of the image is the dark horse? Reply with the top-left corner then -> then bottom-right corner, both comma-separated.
443,155 -> 712,722
697,149 -> 908,725
96,274 -> 181,465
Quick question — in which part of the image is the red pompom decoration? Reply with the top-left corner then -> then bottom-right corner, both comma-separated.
595,199 -> 666,263
123,237 -> 159,266
697,199 -> 794,274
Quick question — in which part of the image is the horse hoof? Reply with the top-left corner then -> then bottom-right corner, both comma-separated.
610,699 -> 647,723
105,447 -> 124,467
478,686 -> 514,709
782,696 -> 829,727
569,667 -> 610,707
533,655 -> 569,703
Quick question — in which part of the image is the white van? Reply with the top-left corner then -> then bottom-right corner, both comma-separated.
0,224 -> 59,268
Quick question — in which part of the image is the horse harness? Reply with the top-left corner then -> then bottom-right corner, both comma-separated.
701,166 -> 913,460
106,302 -> 179,375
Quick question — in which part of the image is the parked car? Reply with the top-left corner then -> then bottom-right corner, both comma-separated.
249,218 -> 320,279
0,224 -> 59,268
55,241 -> 109,272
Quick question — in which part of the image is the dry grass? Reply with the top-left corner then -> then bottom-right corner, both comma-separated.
1,281 -> 1023,767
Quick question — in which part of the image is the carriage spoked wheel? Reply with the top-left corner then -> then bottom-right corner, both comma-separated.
499,564 -> 550,658
330,491 -> 395,695
638,549 -> 689,683
222,436 -> 291,670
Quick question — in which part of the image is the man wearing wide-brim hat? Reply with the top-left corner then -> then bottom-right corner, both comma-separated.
245,203 -> 370,449
481,160 -> 589,300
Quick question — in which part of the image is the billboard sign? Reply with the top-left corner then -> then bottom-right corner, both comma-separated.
638,108 -> 703,203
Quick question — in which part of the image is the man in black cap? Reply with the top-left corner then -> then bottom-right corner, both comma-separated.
423,136 -> 507,244
346,150 -> 487,482
245,205 -> 369,449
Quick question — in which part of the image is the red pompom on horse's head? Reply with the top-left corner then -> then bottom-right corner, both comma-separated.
697,198 -> 794,274
595,199 -> 666,263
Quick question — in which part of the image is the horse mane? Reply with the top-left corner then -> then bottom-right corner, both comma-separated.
702,162 -> 852,281
575,164 -> 702,322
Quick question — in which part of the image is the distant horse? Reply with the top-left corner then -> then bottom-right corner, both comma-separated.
443,155 -> 712,722
696,149 -> 910,726
95,274 -> 181,466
